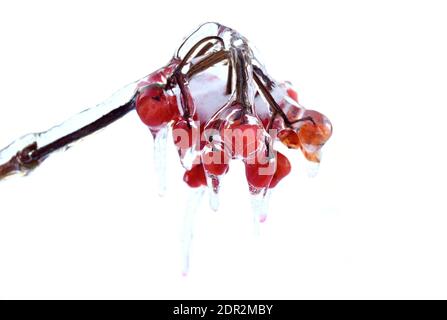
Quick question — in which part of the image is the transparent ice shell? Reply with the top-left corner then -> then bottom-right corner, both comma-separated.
0,22 -> 333,274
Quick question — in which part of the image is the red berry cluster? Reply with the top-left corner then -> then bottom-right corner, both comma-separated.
136,62 -> 180,132
275,83 -> 332,163
135,70 -> 332,191
134,25 -> 332,200
132,22 -> 332,271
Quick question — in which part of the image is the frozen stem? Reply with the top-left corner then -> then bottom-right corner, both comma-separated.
0,94 -> 137,181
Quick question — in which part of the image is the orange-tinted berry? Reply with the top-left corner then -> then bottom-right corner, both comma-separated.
297,110 -> 332,147
278,128 -> 301,149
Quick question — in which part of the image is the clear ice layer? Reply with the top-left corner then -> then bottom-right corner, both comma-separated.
181,186 -> 205,276
0,81 -> 139,179
153,126 -> 169,196
0,22 -> 332,274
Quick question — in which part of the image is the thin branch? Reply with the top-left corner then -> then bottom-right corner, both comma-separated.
186,50 -> 228,78
0,96 -> 137,180
290,116 -> 316,126
253,65 -> 274,91
175,36 -> 225,73
233,48 -> 251,109
253,72 -> 291,126
226,58 -> 233,95
194,42 -> 215,58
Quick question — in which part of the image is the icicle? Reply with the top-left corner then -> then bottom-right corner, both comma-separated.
249,186 -> 271,234
152,126 -> 169,196
179,147 -> 197,171
206,174 -> 221,212
305,161 -> 320,178
181,186 -> 205,276
173,118 -> 200,171
249,188 -> 270,223
304,150 -> 322,178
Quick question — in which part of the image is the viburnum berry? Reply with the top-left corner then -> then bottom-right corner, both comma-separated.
183,163 -> 207,188
269,151 -> 291,188
136,84 -> 179,129
297,110 -> 332,148
226,118 -> 265,159
172,117 -> 200,149
244,153 -> 275,189
277,128 -> 300,149
173,118 -> 192,148
202,148 -> 230,176
261,117 -> 270,129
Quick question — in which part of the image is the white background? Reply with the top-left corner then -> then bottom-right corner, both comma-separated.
0,0 -> 446,299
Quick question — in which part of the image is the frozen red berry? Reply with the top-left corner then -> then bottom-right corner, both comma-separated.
136,84 -> 179,129
183,164 -> 207,188
269,151 -> 291,188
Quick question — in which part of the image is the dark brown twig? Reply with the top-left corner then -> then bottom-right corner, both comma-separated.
175,36 -> 225,74
253,72 -> 291,126
253,65 -> 274,91
0,32 -> 314,182
31,97 -> 137,161
0,96 -> 137,180
254,73 -> 316,128
226,58 -> 233,95
194,42 -> 215,58
290,116 -> 316,126
233,48 -> 251,108
186,50 -> 228,78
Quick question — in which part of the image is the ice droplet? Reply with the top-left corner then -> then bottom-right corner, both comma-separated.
209,189 -> 220,212
304,149 -> 322,178
181,186 -> 205,276
305,161 -> 320,178
249,187 -> 271,234
206,174 -> 221,212
153,126 -> 169,196
175,119 -> 200,171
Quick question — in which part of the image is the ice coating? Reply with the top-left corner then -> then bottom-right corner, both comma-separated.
250,188 -> 272,236
0,81 -> 138,180
133,23 -> 332,273
0,22 -> 332,274
181,186 -> 205,275
153,126 -> 169,196
188,61 -> 282,124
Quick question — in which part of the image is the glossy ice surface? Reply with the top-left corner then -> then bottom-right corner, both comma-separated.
0,22 -> 332,274
133,22 -> 332,273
